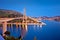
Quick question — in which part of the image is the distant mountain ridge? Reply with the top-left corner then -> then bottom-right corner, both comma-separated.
0,9 -> 23,18
38,16 -> 60,22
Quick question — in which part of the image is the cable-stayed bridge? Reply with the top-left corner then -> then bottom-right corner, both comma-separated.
0,8 -> 46,36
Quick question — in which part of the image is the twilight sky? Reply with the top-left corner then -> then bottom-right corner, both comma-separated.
0,0 -> 60,17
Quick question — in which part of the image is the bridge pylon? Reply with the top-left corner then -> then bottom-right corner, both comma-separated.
22,8 -> 27,31
2,21 -> 7,36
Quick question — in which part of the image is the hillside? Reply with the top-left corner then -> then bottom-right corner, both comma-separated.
0,9 -> 23,18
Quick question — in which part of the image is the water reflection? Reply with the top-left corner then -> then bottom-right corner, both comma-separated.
0,20 -> 60,40
8,24 -> 27,39
20,25 -> 27,39
0,27 -> 3,35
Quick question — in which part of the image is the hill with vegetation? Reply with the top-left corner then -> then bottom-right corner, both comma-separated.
0,9 -> 23,18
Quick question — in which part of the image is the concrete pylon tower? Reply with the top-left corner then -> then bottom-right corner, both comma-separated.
24,8 -> 27,31
22,8 -> 27,31
24,8 -> 26,17
22,8 -> 26,23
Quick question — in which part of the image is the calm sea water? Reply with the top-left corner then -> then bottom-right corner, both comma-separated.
0,20 -> 60,40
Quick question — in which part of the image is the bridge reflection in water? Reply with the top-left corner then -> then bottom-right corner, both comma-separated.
0,8 -> 46,37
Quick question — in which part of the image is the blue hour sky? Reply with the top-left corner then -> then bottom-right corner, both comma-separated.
0,0 -> 60,17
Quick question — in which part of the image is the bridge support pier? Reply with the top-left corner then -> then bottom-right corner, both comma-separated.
3,21 -> 7,36
21,23 -> 27,31
24,23 -> 27,31
16,23 -> 18,29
